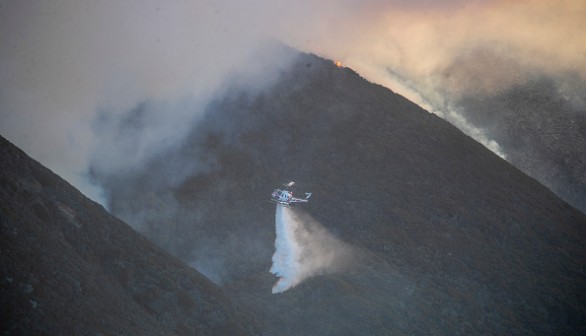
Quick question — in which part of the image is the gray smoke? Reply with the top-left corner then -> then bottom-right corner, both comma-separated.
271,206 -> 354,293
1,1 -> 585,290
2,1 -> 584,212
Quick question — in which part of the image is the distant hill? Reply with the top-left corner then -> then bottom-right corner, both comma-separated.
88,50 -> 585,335
0,135 -> 258,335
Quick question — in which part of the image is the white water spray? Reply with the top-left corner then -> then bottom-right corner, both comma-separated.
270,205 -> 353,294
270,206 -> 301,293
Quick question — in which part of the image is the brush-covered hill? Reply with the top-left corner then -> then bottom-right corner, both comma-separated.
91,50 -> 586,335
0,135 -> 258,335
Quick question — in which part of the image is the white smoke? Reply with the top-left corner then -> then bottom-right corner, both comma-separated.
1,0 -> 583,207
434,107 -> 507,159
270,205 -> 352,294
358,65 -> 508,159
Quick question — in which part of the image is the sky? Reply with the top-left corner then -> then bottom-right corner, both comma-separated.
1,0 -> 585,205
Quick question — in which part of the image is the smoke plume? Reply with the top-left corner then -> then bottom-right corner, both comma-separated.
1,0 -> 584,211
270,206 -> 353,294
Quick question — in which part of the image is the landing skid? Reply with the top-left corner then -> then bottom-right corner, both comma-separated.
269,200 -> 290,207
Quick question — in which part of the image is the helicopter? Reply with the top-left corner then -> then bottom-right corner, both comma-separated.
270,181 -> 312,207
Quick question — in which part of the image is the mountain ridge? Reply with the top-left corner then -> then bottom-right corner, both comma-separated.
2,48 -> 585,335
90,51 -> 586,335
0,135 -> 258,335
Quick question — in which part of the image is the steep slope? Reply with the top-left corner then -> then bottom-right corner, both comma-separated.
0,135 -> 257,335
457,77 -> 586,213
91,51 -> 586,335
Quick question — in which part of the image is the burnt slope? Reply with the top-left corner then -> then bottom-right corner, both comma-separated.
92,51 -> 586,335
0,135 -> 257,336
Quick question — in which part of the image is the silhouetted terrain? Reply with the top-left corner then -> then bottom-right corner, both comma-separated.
457,77 -> 586,213
90,51 -> 586,335
0,136 -> 257,335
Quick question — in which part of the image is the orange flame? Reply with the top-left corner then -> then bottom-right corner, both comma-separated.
334,60 -> 343,68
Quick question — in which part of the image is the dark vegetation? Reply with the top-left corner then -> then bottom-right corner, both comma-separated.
2,49 -> 585,335
91,51 -> 586,335
0,136 -> 258,335
458,77 -> 586,213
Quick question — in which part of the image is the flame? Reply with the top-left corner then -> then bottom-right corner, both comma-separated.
334,60 -> 343,68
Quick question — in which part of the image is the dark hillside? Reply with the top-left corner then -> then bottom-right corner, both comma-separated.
457,77 -> 586,213
92,51 -> 586,335
0,135 -> 258,335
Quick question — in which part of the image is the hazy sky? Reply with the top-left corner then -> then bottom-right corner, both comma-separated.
1,0 -> 584,202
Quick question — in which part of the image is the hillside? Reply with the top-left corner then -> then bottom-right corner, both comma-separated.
93,50 -> 586,335
91,51 -> 585,335
0,136 -> 258,335
457,77 -> 586,213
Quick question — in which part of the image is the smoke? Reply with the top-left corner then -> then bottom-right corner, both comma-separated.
270,206 -> 353,294
377,68 -> 507,159
0,0 -> 296,205
434,106 -> 507,159
188,237 -> 229,285
1,0 -> 584,210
